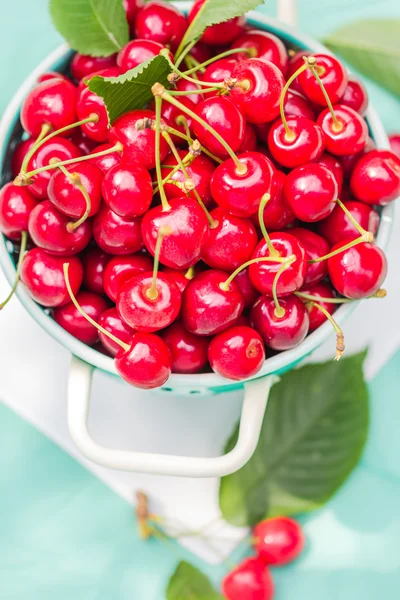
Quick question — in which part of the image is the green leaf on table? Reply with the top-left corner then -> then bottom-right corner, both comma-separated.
219,351 -> 369,527
167,561 -> 223,600
88,55 -> 172,124
323,20 -> 400,97
49,0 -> 129,57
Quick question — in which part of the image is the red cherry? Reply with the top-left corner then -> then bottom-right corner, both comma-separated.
181,270 -> 244,336
161,321 -> 209,374
251,294 -> 310,350
0,183 -> 38,240
82,247 -> 110,295
162,267 -> 195,293
11,139 -> 35,178
231,30 -> 288,75
117,39 -> 171,73
48,162 -> 103,219
298,54 -> 348,106
175,79 -> 203,105
299,282 -> 336,332
21,248 -> 83,307
77,67 -> 121,96
189,42 -> 212,64
134,1 -> 187,52
26,137 -> 82,199
318,152 -> 344,195
192,97 -> 245,159
290,227 -> 330,286
210,151 -> 276,217
284,89 -> 316,120
102,162 -> 153,218
70,53 -> 117,81
38,72 -> 69,84
28,200 -> 92,256
188,0 -> 245,46
109,109 -> 170,169
202,207 -> 258,270
287,50 -> 312,93
103,253 -> 153,301
161,150 -> 215,206
93,205 -> 143,255
117,272 -> 181,332
317,105 -> 368,157
340,136 -> 376,180
54,291 -> 109,344
76,87 -> 110,143
200,58 -> 237,100
249,232 -> 307,296
254,517 -> 305,566
208,325 -> 265,380
141,197 -> 208,269
268,116 -> 325,169
230,58 -> 285,124
389,133 -> 400,159
88,142 -> 122,173
115,332 -> 171,389
254,170 -> 294,231
235,268 -> 258,308
318,199 -> 379,246
328,242 -> 387,299
160,95 -> 195,145
238,123 -> 257,153
98,307 -> 134,356
124,0 -> 144,36
284,163 -> 338,222
68,129 -> 98,155
350,149 -> 400,205
21,78 -> 77,137
340,76 -> 368,115
222,557 -> 274,600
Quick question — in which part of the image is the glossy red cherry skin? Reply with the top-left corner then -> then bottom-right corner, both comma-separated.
255,170 -> 295,231
76,87 -> 109,143
287,50 -> 312,93
160,96 -> 195,145
109,109 -> 170,169
235,268 -> 258,308
284,163 -> 338,222
161,321 -> 209,374
26,137 -> 82,199
0,183 -> 38,240
340,76 -> 368,115
300,282 -> 336,332
238,123 -> 257,153
89,142 -> 122,173
175,79 -> 203,105
350,149 -> 400,205
21,78 -> 78,137
103,253 -> 153,301
251,294 -> 310,351
161,150 -> 215,206
200,58 -> 237,100
284,89 -> 316,120
188,0 -> 245,46
11,139 -> 36,178
254,517 -> 305,566
102,162 -> 152,218
210,152 -> 276,218
124,0 -> 144,35
340,136 -> 375,180
268,116 -> 325,169
222,557 -> 274,600
328,242 -> 387,299
82,247 -> 110,295
230,58 -> 285,124
181,270 -> 244,336
48,162 -> 103,219
117,272 -> 181,332
117,39 -> 170,73
317,105 -> 368,157
141,197 -> 208,269
298,54 -> 348,106
54,291 -> 109,345
290,227 -> 330,286
21,248 -> 83,307
134,0 -> 187,52
249,232 -> 308,296
389,133 -> 400,159
68,129 -> 98,155
70,53 -> 117,81
98,307 -> 134,356
202,207 -> 258,270
231,30 -> 288,75
318,153 -> 344,195
208,326 -> 265,380
37,72 -> 69,84
115,332 -> 171,389
93,205 -> 143,255
318,199 -> 379,246
76,66 -> 121,96
192,97 -> 245,159
162,267 -> 192,293
28,201 -> 92,256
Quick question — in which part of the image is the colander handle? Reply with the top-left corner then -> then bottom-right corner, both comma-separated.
67,356 -> 277,478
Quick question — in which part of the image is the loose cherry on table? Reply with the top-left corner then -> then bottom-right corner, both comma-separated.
231,29 -> 289,76
340,75 -> 368,115
268,116 -> 326,169
317,104 -> 368,157
298,282 -> 337,332
298,53 -> 348,106
134,0 -> 187,52
88,142 -> 122,173
103,253 -> 153,302
98,307 -> 135,356
222,557 -> 274,600
160,149 -> 215,206
54,291 -> 109,344
208,325 -> 265,380
318,152 -> 344,195
283,163 -> 338,222
187,0 -> 245,46
102,162 -> 153,218
290,227 -> 330,286
117,39 -> 171,73
48,162 -> 103,219
350,149 -> 400,205
93,205 -> 144,255
70,52 -> 117,82
318,199 -> 379,246
253,517 -> 305,566
0,183 -> 38,240
161,321 -> 209,374
81,247 -> 110,295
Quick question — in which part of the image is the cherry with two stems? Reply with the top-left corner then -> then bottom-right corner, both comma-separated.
298,53 -> 348,105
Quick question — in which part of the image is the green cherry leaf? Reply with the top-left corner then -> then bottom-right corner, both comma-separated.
88,55 -> 172,124
167,561 -> 223,600
49,0 -> 129,57
219,351 -> 369,527
323,19 -> 400,97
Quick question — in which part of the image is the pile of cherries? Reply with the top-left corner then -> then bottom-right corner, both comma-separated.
1,0 -> 398,389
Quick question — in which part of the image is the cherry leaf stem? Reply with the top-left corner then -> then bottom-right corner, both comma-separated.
20,123 -> 52,174
336,198 -> 368,236
182,47 -> 255,76
63,263 -> 130,352
295,291 -> 352,304
154,96 -> 171,211
0,231 -> 28,310
153,151 -> 194,196
258,193 -> 279,256
165,126 -> 222,163
272,256 -> 296,318
147,226 -> 171,300
65,177 -> 92,232
310,65 -> 342,130
220,256 -> 287,291
307,301 -> 345,360
174,37 -> 199,68
161,50 -> 224,89
170,86 -> 220,96
309,233 -> 372,263
279,57 -> 314,139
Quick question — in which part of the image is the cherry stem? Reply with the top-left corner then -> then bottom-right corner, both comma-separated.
0,231 -> 28,310
154,96 -> 171,211
170,87 -> 220,96
307,301 -> 345,360
53,164 -> 92,231
174,37 -> 199,68
185,266 -> 196,280
153,150 -> 194,196
309,232 -> 373,263
165,126 -> 222,163
219,256 -> 287,291
175,115 -> 191,140
336,198 -> 368,236
153,84 -> 247,174
20,123 -> 52,174
309,64 -> 342,130
272,255 -> 296,318
296,288 -> 387,303
63,263 -> 130,352
182,47 -> 256,76
258,194 -> 279,257
279,56 -> 316,140
161,50 -> 224,89
147,226 -> 172,301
